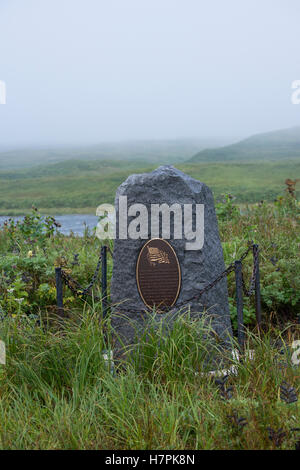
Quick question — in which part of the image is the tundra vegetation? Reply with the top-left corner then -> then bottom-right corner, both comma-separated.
0,187 -> 299,450
1,127 -> 300,214
0,159 -> 299,214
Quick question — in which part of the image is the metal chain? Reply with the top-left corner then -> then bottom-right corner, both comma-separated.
59,243 -> 254,308
176,245 -> 252,307
176,264 -> 235,307
118,244 -> 253,314
61,251 -> 102,300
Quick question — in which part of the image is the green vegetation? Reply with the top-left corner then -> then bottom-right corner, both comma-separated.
0,312 -> 299,449
0,194 -> 299,449
0,128 -> 299,449
189,126 -> 300,163
0,159 -> 299,214
0,128 -> 299,213
0,194 -> 299,323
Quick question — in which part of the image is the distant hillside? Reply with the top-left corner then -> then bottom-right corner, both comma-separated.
189,127 -> 300,163
0,159 -> 151,179
0,157 -> 299,213
0,138 -> 230,170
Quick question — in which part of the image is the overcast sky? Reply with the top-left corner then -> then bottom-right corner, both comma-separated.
0,0 -> 299,147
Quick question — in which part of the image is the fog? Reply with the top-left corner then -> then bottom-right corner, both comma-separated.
0,0 -> 299,147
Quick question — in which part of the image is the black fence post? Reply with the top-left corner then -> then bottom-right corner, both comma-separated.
55,267 -> 64,316
253,244 -> 262,329
234,260 -> 244,351
101,245 -> 108,319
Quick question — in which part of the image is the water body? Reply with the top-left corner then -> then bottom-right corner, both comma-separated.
0,215 -> 99,237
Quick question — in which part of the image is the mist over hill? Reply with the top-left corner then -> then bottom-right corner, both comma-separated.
0,138 -> 231,170
189,127 -> 300,163
0,127 -> 299,213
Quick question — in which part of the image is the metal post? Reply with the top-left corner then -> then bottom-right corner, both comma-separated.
253,244 -> 262,329
235,260 -> 244,351
55,267 -> 64,316
101,245 -> 108,319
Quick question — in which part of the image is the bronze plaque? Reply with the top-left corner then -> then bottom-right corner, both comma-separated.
136,238 -> 181,310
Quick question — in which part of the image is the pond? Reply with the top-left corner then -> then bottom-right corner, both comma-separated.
0,215 -> 99,237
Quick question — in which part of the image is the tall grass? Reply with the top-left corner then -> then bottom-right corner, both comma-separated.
0,309 -> 298,449
0,191 -> 298,449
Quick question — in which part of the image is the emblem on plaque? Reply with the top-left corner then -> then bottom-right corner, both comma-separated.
136,238 -> 181,310
147,246 -> 170,266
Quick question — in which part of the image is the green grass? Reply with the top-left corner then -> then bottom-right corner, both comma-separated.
181,160 -> 300,203
0,312 -> 299,449
190,126 -> 300,163
0,196 -> 299,325
0,159 -> 299,214
0,192 -> 299,449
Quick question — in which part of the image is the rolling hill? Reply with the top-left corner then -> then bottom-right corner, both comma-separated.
0,138 -> 230,170
189,127 -> 300,163
0,127 -> 299,213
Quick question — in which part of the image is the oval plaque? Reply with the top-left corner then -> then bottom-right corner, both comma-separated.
136,238 -> 181,310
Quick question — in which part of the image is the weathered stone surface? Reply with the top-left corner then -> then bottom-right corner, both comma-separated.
110,165 -> 232,351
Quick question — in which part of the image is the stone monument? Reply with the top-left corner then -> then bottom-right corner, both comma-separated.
110,165 -> 232,350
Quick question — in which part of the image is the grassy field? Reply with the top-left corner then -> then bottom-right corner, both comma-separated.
0,133 -> 299,449
190,126 -> 300,163
0,313 -> 299,450
0,195 -> 299,449
0,159 -> 299,214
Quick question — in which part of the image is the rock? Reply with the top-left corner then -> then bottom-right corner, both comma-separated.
110,165 -> 232,352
